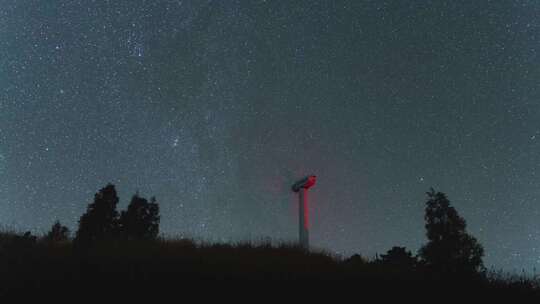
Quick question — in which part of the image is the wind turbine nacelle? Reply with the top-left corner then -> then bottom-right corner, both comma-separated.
292,175 -> 317,192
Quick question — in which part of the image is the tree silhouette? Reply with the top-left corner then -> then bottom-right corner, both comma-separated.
419,188 -> 484,275
343,253 -> 367,266
46,220 -> 69,242
379,246 -> 417,269
74,184 -> 120,247
119,194 -> 160,240
11,231 -> 37,250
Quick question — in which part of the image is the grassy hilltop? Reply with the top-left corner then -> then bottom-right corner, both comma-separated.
0,231 -> 538,300
1,185 -> 538,300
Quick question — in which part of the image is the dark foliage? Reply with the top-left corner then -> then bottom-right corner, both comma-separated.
419,188 -> 484,276
0,235 -> 537,301
0,187 -> 536,300
378,246 -> 417,269
2,231 -> 37,252
46,220 -> 69,243
343,253 -> 367,267
74,184 -> 120,248
119,194 -> 160,240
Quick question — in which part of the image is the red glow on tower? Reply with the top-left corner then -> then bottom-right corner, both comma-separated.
303,189 -> 309,230
292,175 -> 316,250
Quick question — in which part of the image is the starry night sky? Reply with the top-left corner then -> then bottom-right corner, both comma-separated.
1,1 -> 539,271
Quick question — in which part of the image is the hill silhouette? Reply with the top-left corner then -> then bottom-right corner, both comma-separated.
0,185 -> 538,300
0,233 -> 539,300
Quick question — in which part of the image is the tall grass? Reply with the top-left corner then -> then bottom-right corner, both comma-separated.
0,230 -> 539,300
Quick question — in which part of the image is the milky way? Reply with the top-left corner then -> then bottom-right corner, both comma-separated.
1,1 -> 540,271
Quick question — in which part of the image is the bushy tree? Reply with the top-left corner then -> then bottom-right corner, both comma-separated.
379,246 -> 417,269
46,220 -> 70,242
15,231 -> 37,248
119,194 -> 160,240
0,231 -> 38,254
419,188 -> 484,275
74,184 -> 120,247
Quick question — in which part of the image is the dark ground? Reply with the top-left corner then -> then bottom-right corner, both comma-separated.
0,235 -> 538,301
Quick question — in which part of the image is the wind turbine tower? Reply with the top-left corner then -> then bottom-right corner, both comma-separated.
291,175 -> 317,250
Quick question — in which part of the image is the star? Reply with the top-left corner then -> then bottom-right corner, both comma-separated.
1,0 -> 539,273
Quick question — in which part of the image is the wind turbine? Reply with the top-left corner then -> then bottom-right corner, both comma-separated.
291,175 -> 317,250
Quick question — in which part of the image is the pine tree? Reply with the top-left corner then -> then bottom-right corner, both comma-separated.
419,188 -> 484,275
119,194 -> 160,240
74,184 -> 120,247
46,220 -> 70,242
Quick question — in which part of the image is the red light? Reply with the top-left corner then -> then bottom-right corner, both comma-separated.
304,175 -> 316,189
